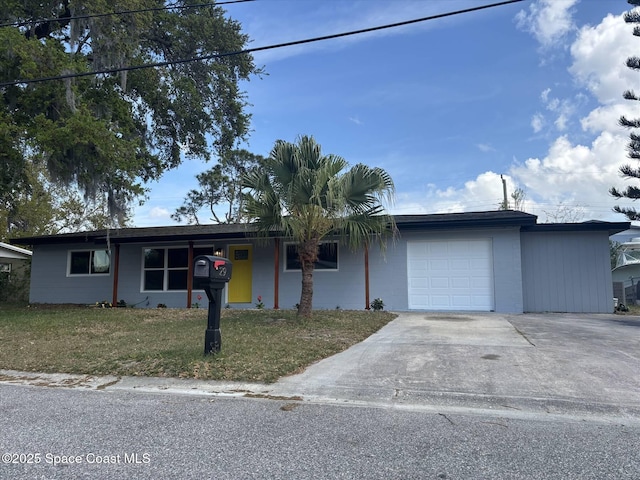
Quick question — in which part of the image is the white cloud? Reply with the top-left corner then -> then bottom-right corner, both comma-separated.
554,114 -> 569,131
476,143 -> 495,153
569,12 -> 636,104
531,113 -> 545,133
536,88 -> 581,133
348,116 -> 363,125
540,87 -> 551,102
515,0 -> 578,48
149,207 -> 171,219
581,103 -> 629,134
507,132 -> 629,220
392,172 -> 511,215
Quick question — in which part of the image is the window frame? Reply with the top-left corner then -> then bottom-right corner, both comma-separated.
67,249 -> 111,277
283,241 -> 339,272
141,246 -> 216,292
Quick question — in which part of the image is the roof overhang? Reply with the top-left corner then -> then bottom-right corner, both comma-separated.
0,242 -> 32,259
521,221 -> 630,236
394,210 -> 538,230
9,211 -> 630,247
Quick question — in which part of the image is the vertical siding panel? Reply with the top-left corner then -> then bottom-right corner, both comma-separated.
521,231 -> 613,313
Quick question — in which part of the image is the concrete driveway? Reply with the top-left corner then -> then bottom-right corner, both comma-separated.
268,312 -> 640,419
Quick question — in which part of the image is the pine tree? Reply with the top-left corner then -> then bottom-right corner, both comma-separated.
611,0 -> 640,219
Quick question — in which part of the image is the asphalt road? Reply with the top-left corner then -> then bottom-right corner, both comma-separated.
0,384 -> 638,480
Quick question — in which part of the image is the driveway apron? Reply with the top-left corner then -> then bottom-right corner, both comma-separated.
268,312 -> 640,418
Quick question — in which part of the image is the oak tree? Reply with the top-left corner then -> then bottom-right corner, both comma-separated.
1,0 -> 260,222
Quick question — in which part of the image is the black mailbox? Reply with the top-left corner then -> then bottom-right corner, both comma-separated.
193,255 -> 232,289
193,255 -> 232,354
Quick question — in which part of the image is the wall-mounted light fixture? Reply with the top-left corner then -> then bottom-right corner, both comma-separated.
214,247 -> 224,257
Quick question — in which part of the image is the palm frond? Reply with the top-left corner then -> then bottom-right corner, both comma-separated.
242,135 -> 395,249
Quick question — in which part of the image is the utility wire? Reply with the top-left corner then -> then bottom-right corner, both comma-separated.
1,0 -> 525,88
0,0 -> 255,29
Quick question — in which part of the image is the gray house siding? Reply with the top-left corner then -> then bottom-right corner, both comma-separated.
273,239 -> 365,311
29,243 -> 113,304
521,231 -> 614,313
368,239 -> 409,311
492,228 -> 524,313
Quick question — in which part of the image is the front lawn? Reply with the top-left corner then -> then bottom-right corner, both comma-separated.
0,306 -> 396,383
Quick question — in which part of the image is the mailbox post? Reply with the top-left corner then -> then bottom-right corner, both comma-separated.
193,255 -> 232,354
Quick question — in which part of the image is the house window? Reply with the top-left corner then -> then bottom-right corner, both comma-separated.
0,263 -> 10,282
142,246 -> 214,291
68,250 -> 110,275
285,242 -> 338,271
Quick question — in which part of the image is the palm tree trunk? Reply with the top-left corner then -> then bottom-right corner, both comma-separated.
298,239 -> 317,317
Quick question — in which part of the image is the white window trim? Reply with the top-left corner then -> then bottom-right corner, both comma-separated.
283,240 -> 339,272
140,246 -> 216,292
67,249 -> 111,277
0,263 -> 11,273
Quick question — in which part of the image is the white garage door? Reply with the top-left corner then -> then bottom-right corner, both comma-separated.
407,239 -> 494,311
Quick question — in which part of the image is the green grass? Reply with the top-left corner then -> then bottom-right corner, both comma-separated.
0,305 -> 396,383
622,303 -> 640,315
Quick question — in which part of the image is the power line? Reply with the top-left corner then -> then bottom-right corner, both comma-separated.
0,0 -> 526,88
0,0 -> 255,29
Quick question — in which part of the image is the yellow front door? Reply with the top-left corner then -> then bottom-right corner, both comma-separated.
228,245 -> 253,303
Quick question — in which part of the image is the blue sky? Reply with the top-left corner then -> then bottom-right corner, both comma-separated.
133,0 -> 636,226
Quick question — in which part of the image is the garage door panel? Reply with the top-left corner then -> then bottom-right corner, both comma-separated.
470,258 -> 489,269
430,277 -> 449,288
450,259 -> 471,270
428,243 -> 448,255
473,297 -> 493,308
411,260 -> 428,269
428,259 -> 448,270
452,296 -> 472,307
409,276 -> 427,284
431,295 -> 451,307
451,277 -> 470,288
408,239 -> 494,311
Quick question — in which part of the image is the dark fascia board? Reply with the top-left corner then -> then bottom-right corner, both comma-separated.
9,223 -> 258,246
394,210 -> 538,230
521,221 -> 630,236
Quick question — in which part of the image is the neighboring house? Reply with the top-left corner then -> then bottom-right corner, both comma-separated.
9,211 -> 628,313
0,241 -> 32,280
611,226 -> 640,244
611,235 -> 640,306
0,242 -> 32,303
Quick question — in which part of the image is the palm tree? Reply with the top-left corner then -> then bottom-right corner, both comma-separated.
242,135 -> 395,317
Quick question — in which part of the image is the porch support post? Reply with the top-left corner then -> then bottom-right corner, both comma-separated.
111,243 -> 120,306
187,241 -> 194,308
274,238 -> 280,309
364,242 -> 370,310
